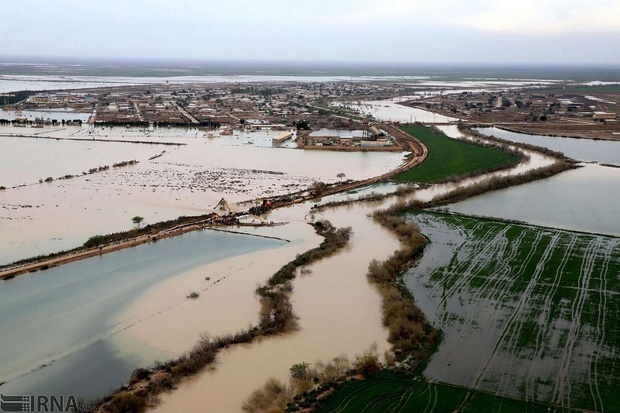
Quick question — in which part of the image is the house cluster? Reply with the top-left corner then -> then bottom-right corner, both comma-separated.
27,92 -> 95,112
88,81 -> 405,127
415,90 -> 619,124
8,81 -> 424,129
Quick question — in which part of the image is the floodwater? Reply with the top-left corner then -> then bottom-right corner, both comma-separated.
430,125 -> 620,236
146,125 -> 564,411
403,212 -> 620,410
0,109 -> 91,122
0,75 -> 557,96
0,126 -> 405,264
3,82 -> 617,411
123,220 -> 322,353
477,127 -> 620,165
309,128 -> 366,137
0,134 -> 160,187
448,164 -> 620,237
149,202 -> 395,413
0,229 -> 284,399
346,99 -> 457,123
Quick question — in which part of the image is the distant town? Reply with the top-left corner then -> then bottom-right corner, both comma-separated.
2,80 -> 618,144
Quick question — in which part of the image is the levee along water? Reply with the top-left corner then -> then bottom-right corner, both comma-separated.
476,126 -> 620,165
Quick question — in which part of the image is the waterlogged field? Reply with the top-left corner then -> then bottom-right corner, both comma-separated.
405,212 -> 620,412
316,371 -> 579,413
395,125 -> 519,183
0,126 -> 405,264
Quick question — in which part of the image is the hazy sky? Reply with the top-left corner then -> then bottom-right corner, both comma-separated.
3,0 -> 620,64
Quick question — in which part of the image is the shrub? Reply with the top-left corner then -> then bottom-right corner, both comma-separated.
106,392 -> 147,413
354,346 -> 381,377
83,235 -> 107,248
290,362 -> 310,379
242,378 -> 291,413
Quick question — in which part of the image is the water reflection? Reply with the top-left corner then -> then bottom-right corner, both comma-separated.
448,164 -> 620,236
477,127 -> 620,165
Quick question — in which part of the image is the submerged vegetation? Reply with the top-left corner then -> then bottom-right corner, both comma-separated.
368,207 -> 438,363
315,370 -> 581,413
243,347 -> 383,413
403,212 -> 620,411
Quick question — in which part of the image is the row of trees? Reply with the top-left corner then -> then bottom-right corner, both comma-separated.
0,118 -> 83,125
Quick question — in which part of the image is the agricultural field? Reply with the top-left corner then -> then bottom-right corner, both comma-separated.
394,125 -> 519,183
316,371 -> 579,413
404,212 -> 620,412
317,212 -> 620,413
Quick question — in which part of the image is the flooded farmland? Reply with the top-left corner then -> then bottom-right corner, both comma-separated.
0,125 -> 405,264
404,212 -> 620,411
448,164 -> 620,237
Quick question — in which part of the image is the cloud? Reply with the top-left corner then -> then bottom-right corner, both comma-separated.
459,0 -> 620,34
318,0 -> 426,27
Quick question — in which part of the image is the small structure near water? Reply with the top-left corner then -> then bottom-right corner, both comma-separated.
301,126 -> 399,151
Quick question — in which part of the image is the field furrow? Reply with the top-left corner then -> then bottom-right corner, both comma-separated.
404,212 -> 620,412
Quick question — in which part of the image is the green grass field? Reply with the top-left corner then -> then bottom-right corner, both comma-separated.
316,371 -> 579,413
394,125 -> 519,183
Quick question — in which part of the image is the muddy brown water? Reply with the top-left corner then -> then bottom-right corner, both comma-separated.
0,127 -> 405,264
146,203 -> 396,412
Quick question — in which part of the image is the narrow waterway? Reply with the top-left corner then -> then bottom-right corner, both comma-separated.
149,202 -> 396,412
346,99 -> 457,123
